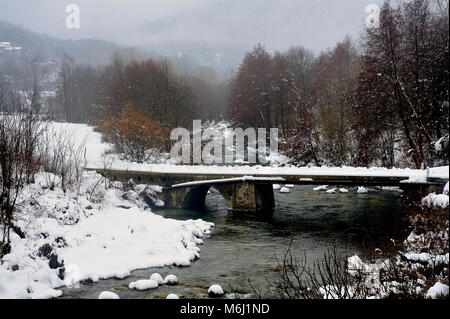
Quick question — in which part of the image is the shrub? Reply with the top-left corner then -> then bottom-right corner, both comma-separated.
0,109 -> 45,256
95,102 -> 169,163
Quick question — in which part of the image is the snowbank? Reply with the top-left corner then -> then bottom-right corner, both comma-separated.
57,208 -> 213,282
0,170 -> 214,298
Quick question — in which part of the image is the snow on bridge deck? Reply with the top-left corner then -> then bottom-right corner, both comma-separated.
86,164 -> 449,187
170,176 -> 287,189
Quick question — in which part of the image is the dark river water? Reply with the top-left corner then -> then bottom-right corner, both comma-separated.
61,185 -> 409,299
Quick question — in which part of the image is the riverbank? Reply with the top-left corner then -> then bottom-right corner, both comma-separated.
61,184 -> 410,299
0,170 -> 214,298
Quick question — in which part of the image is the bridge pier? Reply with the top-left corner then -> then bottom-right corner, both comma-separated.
162,181 -> 275,213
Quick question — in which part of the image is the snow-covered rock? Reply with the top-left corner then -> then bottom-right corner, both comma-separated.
280,187 -> 290,193
339,188 -> 349,193
326,188 -> 336,194
426,282 -> 449,299
208,284 -> 224,297
0,167 -> 215,298
150,273 -> 164,285
272,184 -> 281,190
98,291 -> 120,299
128,279 -> 158,290
313,185 -> 328,191
357,186 -> 368,194
164,274 -> 178,286
285,184 -> 294,188
166,293 -> 179,299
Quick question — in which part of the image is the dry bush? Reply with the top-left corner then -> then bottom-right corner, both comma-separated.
266,196 -> 449,299
0,105 -> 45,256
95,102 -> 169,163
268,242 -> 376,299
38,124 -> 87,192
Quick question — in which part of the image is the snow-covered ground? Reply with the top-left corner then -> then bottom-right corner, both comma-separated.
0,169 -> 213,299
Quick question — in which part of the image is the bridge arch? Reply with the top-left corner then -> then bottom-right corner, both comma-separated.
164,181 -> 275,213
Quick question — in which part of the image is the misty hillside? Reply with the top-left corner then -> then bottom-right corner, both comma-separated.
0,21 -> 120,65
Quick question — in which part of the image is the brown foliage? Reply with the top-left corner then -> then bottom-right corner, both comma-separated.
95,102 -> 170,163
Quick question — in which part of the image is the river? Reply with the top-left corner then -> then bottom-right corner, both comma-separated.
61,185 -> 409,299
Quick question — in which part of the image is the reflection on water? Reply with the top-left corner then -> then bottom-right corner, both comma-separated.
61,185 -> 408,299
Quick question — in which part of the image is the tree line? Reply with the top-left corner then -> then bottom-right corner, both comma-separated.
25,0 -> 449,168
227,0 -> 449,168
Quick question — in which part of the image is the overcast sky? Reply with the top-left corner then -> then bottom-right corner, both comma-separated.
0,0 -> 384,54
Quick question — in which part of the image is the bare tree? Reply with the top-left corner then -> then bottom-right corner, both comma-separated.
0,90 -> 45,256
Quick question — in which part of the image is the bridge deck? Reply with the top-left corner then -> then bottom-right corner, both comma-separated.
87,165 -> 448,189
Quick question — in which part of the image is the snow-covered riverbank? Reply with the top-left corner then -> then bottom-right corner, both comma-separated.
0,170 -> 214,298
0,122 -> 447,299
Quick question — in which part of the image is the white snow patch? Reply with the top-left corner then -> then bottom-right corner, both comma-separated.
128,279 -> 158,290
150,273 -> 164,285
98,291 -> 120,299
357,186 -> 369,194
208,284 -> 224,296
426,282 -> 449,299
164,274 -> 178,285
280,187 -> 290,193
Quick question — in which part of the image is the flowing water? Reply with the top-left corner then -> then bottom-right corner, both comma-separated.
61,185 -> 409,299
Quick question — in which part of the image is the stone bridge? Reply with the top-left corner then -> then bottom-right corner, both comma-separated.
87,167 -> 448,213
